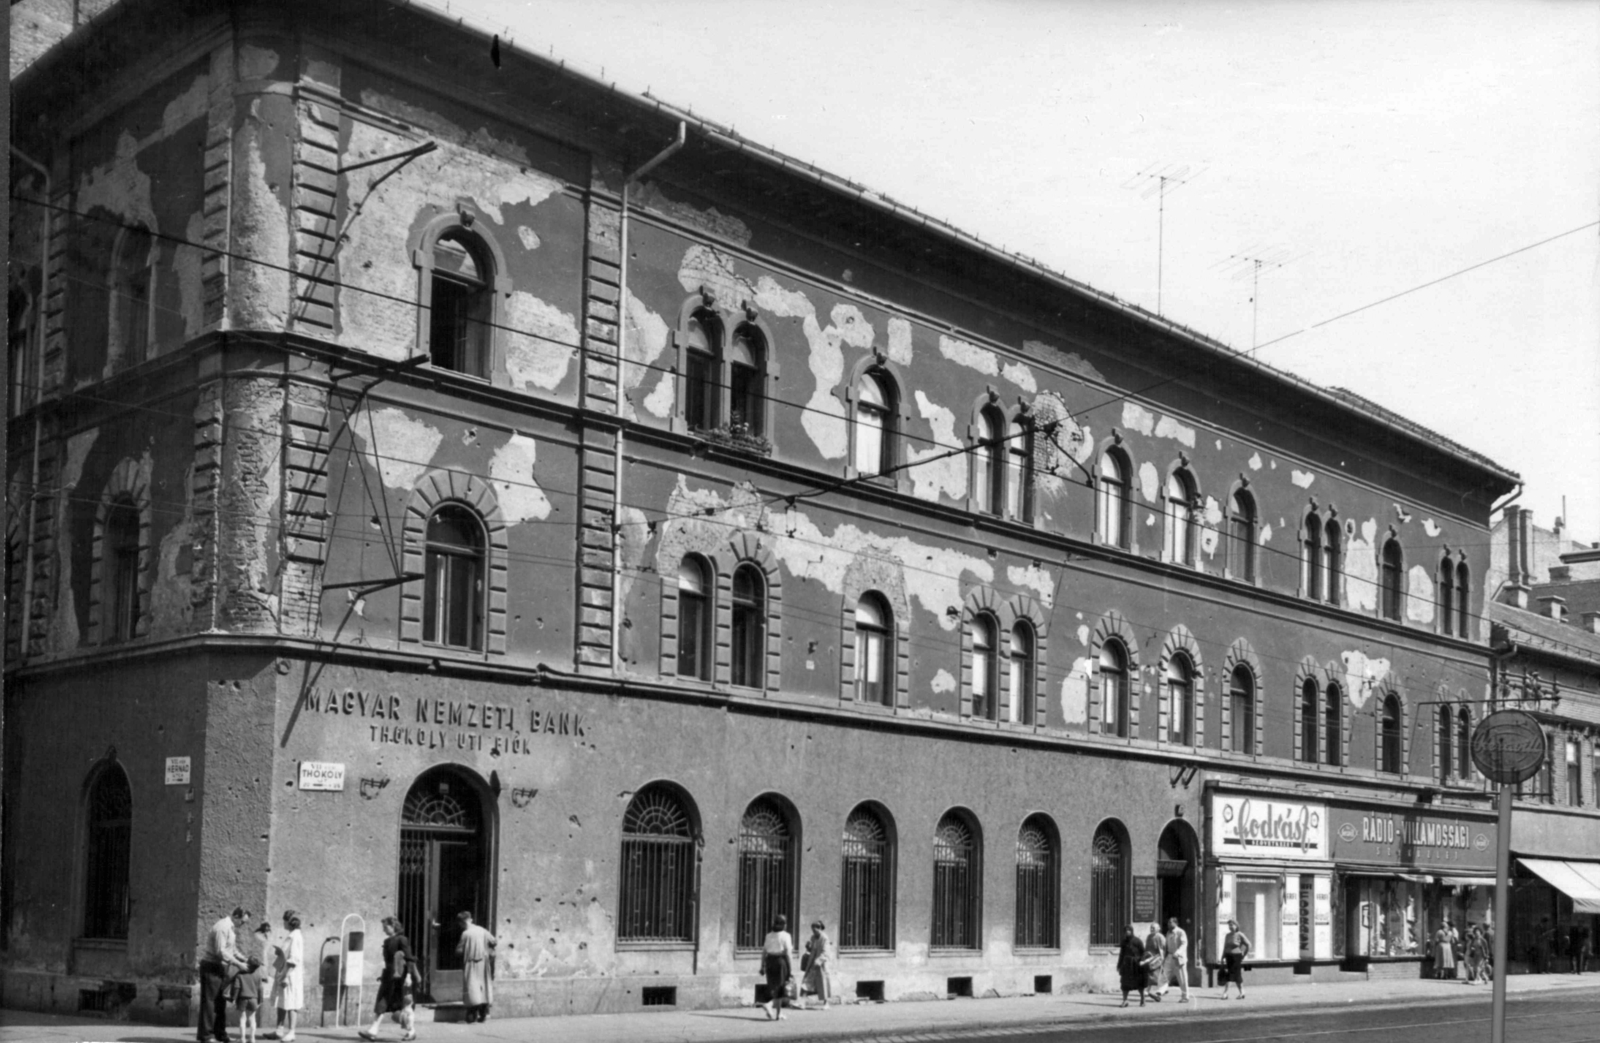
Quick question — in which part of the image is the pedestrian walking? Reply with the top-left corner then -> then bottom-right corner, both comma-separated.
760,914 -> 794,1020
1219,918 -> 1251,999
456,911 -> 497,1024
1163,917 -> 1190,1002
1142,923 -> 1166,1001
800,920 -> 832,1010
360,916 -> 418,1041
198,906 -> 251,1043
1569,924 -> 1590,973
1536,917 -> 1555,973
269,910 -> 304,1043
233,956 -> 264,1043
1433,920 -> 1457,980
1116,925 -> 1146,1008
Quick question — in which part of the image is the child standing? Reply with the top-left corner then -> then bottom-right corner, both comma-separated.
234,955 -> 264,1043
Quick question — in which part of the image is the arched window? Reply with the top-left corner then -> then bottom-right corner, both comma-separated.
110,225 -> 154,366
931,811 -> 980,949
1230,667 -> 1255,755
1090,822 -> 1127,947
422,505 -> 485,651
1324,683 -> 1343,767
104,497 -> 142,644
1437,557 -> 1455,635
1008,621 -> 1036,725
1438,705 -> 1454,783
1229,490 -> 1257,582
1458,708 -> 1472,781
1100,640 -> 1130,738
729,323 -> 765,434
854,370 -> 893,477
1302,514 -> 1323,601
1098,449 -> 1131,550
730,564 -> 765,689
676,556 -> 712,680
1006,416 -> 1034,522
619,785 -> 697,943
1455,563 -> 1470,639
83,764 -> 132,940
855,593 -> 892,705
840,805 -> 893,950
1166,654 -> 1195,745
971,612 -> 999,720
736,797 -> 796,949
1164,471 -> 1198,566
1015,816 -> 1058,949
1299,680 -> 1318,763
683,308 -> 722,431
974,406 -> 1005,515
1323,519 -> 1342,605
1380,695 -> 1403,774
1381,540 -> 1404,621
428,231 -> 492,376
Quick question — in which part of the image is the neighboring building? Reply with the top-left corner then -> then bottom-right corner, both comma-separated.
1489,517 -> 1600,973
5,0 -> 1519,1025
1486,504 -> 1597,596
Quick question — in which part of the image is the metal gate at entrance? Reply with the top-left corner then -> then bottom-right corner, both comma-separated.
398,768 -> 491,1004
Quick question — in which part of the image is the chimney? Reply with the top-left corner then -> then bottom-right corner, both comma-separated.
1502,505 -> 1530,607
1583,612 -> 1600,635
1537,595 -> 1566,622
1519,509 -> 1533,581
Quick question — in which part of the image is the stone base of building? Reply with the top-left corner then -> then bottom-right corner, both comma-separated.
1,968 -> 195,1026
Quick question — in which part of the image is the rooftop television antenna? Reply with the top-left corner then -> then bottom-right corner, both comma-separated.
1215,244 -> 1305,350
1122,163 -> 1206,315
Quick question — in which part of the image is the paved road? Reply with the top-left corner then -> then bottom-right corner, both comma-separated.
862,993 -> 1600,1043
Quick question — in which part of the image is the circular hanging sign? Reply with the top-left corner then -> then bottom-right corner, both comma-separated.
1471,709 -> 1547,784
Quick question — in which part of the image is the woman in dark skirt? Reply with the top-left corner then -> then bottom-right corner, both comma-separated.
760,914 -> 795,1020
360,916 -> 417,1041
1220,918 -> 1251,999
1116,924 -> 1147,1008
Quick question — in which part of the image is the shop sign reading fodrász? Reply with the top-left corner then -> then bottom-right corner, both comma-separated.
1212,794 -> 1328,860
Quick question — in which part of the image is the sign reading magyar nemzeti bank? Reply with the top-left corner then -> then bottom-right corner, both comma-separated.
1211,793 -> 1328,860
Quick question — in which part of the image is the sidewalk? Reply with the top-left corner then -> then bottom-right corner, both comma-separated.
2,973 -> 1593,1043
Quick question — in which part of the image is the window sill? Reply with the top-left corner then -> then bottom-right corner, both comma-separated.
74,937 -> 128,951
1013,947 -> 1062,957
837,948 -> 897,958
928,946 -> 983,955
615,941 -> 697,952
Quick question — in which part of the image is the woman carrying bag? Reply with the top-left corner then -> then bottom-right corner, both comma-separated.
760,915 -> 794,1021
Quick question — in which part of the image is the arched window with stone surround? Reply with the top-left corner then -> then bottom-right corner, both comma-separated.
1438,556 -> 1456,636
1323,518 -> 1342,605
730,564 -> 765,689
855,593 -> 893,706
1015,815 -> 1058,949
676,556 -> 713,681
854,370 -> 895,477
110,225 -> 154,367
1009,621 -> 1036,725
1380,695 -> 1403,774
729,322 -> 766,434
1324,682 -> 1344,767
682,308 -> 722,431
971,612 -> 999,721
1299,679 -> 1319,763
931,810 -> 980,949
83,763 -> 132,940
1381,539 -> 1405,621
1005,416 -> 1034,522
736,796 -> 797,949
1100,639 -> 1130,738
1229,489 -> 1257,582
1438,705 -> 1454,782
428,231 -> 493,376
1230,666 -> 1255,754
840,804 -> 894,950
1166,653 -> 1195,745
1303,513 -> 1324,601
1164,470 -> 1198,566
973,405 -> 1005,515
423,505 -> 486,651
1455,562 -> 1471,639
1098,447 -> 1132,550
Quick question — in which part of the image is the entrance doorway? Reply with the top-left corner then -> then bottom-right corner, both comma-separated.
398,767 -> 493,1003
1157,822 -> 1198,977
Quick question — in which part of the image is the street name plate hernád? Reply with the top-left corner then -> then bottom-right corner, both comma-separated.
1470,709 -> 1547,784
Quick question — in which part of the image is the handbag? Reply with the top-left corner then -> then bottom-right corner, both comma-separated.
785,977 -> 799,1001
800,952 -> 813,973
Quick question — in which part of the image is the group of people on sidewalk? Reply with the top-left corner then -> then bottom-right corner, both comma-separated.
196,908 -> 304,1043
759,916 -> 834,1020
1429,918 -> 1497,984
1116,917 -> 1210,1007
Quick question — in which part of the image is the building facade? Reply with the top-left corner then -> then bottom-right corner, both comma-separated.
5,0 -> 1520,1025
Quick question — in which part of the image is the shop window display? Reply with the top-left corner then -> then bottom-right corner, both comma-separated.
1236,877 -> 1282,960
1347,877 -> 1426,957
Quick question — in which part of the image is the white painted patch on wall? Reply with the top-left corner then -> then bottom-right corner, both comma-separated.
1215,439 -> 1223,450
517,225 -> 541,250
939,334 -> 999,377
1270,460 -> 1277,469
174,212 -> 206,339
1146,513 -> 1156,527
1154,414 -> 1197,448
887,317 -> 914,365
1407,565 -> 1434,623
1122,402 -> 1156,437
161,73 -> 210,135
1077,624 -> 1090,647
1344,519 -> 1380,613
1024,342 -> 1104,382
504,293 -> 578,390
1061,660 -> 1093,725
1201,495 -> 1223,557
1292,469 -> 1315,489
1394,503 -> 1413,523
643,373 -> 675,419
1423,518 -> 1441,537
622,293 -> 671,420
1006,564 -> 1054,609
77,131 -> 156,240
1260,523 -> 1273,545
350,407 -> 444,489
1340,651 -> 1390,710
1139,461 -> 1160,503
932,669 -> 956,694
489,434 -> 552,523
907,391 -> 967,503
1248,452 -> 1263,471
1002,361 -> 1037,392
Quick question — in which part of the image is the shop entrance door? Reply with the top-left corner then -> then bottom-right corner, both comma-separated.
1157,822 -> 1199,983
397,768 -> 491,1004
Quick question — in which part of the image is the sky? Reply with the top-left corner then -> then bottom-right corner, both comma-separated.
434,0 -> 1599,544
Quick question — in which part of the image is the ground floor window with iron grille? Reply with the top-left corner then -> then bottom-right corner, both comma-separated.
83,764 -> 131,940
1014,815 -> 1058,949
619,785 -> 697,943
1090,822 -> 1127,946
736,797 -> 796,949
931,811 -> 980,948
840,805 -> 893,949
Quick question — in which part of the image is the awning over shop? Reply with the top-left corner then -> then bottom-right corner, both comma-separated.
1345,871 -> 1430,883
1435,876 -> 1498,888
1517,858 -> 1600,914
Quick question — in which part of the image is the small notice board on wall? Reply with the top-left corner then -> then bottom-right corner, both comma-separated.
1133,875 -> 1158,922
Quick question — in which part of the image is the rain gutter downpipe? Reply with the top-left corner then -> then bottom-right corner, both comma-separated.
10,145 -> 53,664
611,122 -> 688,672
